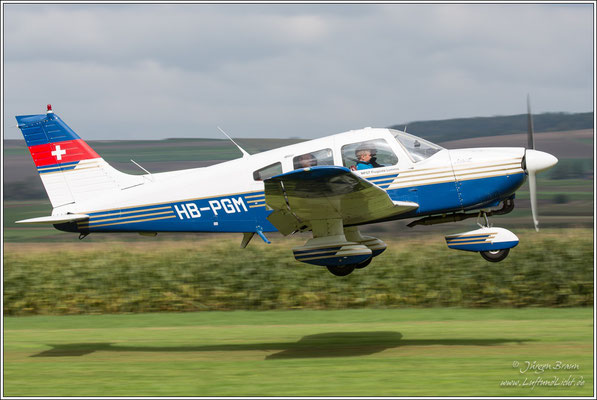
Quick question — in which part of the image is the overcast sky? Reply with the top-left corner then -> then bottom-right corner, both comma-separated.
2,3 -> 594,140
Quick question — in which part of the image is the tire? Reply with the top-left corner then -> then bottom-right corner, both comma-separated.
326,264 -> 356,276
354,258 -> 372,269
480,248 -> 510,262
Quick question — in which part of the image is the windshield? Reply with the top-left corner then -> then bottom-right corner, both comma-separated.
390,129 -> 444,162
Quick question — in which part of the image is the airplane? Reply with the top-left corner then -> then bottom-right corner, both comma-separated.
14,102 -> 558,276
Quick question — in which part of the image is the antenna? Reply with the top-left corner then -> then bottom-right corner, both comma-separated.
131,159 -> 154,181
217,126 -> 250,158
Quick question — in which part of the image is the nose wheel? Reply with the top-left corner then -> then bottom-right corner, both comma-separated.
480,248 -> 510,262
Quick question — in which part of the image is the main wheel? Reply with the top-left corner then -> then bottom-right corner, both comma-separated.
354,258 -> 372,269
480,248 -> 510,262
326,264 -> 356,276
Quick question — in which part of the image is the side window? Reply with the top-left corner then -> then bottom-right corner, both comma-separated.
293,148 -> 334,169
253,162 -> 282,181
341,139 -> 398,171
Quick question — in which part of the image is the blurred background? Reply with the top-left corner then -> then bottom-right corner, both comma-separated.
2,2 -> 594,315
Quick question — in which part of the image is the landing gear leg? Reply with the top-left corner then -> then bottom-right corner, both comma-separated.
476,210 -> 511,262
477,210 -> 491,229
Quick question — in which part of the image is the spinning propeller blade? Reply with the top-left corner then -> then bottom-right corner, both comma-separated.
527,94 -> 535,150
528,169 -> 539,231
523,95 -> 558,231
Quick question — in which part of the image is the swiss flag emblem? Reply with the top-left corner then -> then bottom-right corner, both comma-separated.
28,140 -> 100,167
51,145 -> 67,161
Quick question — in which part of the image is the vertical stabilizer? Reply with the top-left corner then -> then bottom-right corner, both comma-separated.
15,105 -> 142,208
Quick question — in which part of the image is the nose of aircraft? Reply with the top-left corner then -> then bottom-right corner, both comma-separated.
524,149 -> 558,173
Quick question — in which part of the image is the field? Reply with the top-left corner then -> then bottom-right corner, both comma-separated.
3,308 -> 593,396
3,230 -> 593,315
2,128 -> 594,396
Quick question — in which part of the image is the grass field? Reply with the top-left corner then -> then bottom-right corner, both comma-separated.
3,308 -> 593,396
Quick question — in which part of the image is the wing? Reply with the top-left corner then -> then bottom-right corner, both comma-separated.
264,166 -> 418,235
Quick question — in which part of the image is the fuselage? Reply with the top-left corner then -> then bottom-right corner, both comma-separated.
54,128 -> 527,234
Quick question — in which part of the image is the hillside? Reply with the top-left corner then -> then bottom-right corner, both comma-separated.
389,112 -> 593,143
3,111 -> 593,202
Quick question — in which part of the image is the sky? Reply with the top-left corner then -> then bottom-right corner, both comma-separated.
2,2 -> 594,140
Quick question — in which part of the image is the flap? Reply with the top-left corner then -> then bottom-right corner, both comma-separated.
264,166 -> 418,233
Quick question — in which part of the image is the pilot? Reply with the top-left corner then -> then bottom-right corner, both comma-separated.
297,153 -> 317,168
355,144 -> 382,170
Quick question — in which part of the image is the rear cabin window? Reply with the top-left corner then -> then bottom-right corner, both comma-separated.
293,148 -> 334,169
341,139 -> 398,171
253,162 -> 282,181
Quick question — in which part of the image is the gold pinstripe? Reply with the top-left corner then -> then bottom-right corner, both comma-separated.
78,190 -> 266,214
446,232 -> 497,239
456,171 -> 524,183
395,167 -> 453,176
454,168 -> 524,179
79,211 -> 175,227
448,240 -> 494,245
447,237 -> 494,243
90,206 -> 172,218
389,171 -> 525,189
79,215 -> 177,229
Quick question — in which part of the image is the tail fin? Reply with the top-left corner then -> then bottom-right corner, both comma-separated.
16,105 -> 143,208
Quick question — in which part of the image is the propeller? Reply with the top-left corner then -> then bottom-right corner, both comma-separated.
523,95 -> 558,231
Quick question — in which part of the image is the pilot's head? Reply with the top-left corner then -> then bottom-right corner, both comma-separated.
355,144 -> 376,163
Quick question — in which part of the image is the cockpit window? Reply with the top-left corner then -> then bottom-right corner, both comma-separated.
341,139 -> 398,171
390,129 -> 443,162
293,148 -> 334,169
253,162 -> 282,181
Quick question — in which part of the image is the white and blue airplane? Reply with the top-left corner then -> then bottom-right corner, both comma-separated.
15,104 -> 558,276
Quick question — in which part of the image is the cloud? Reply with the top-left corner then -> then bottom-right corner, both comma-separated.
3,3 -> 593,140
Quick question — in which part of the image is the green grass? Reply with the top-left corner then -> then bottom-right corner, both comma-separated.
3,308 -> 593,396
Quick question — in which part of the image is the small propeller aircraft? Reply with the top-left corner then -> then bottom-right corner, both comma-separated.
15,101 -> 557,276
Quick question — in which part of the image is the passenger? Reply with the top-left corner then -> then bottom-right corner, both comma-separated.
297,153 -> 317,168
355,144 -> 382,170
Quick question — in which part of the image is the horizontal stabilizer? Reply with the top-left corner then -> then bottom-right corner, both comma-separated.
16,214 -> 90,224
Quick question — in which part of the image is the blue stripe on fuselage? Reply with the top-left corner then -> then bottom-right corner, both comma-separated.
71,173 -> 525,234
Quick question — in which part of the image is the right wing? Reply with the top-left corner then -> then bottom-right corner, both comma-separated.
264,166 -> 418,235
